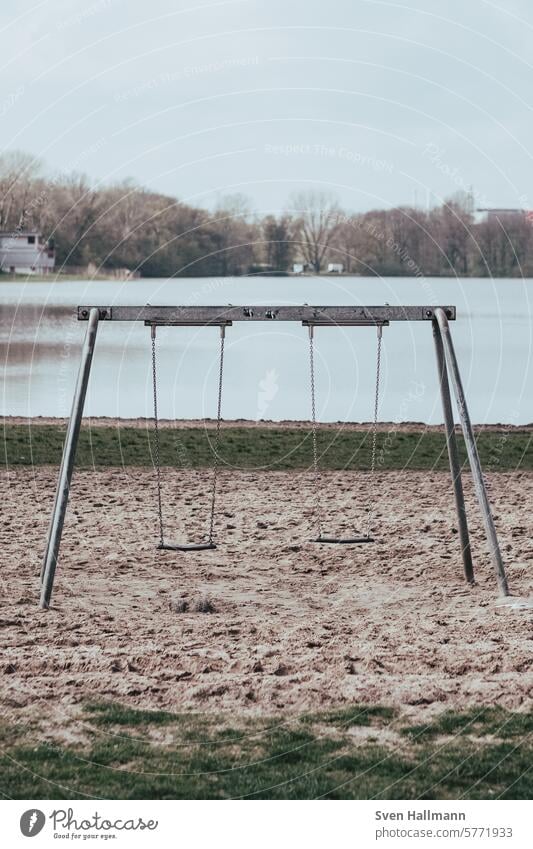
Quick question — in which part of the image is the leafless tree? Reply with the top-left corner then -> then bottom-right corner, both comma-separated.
435,197 -> 475,275
208,194 -> 256,275
261,214 -> 295,270
290,190 -> 341,272
0,150 -> 42,230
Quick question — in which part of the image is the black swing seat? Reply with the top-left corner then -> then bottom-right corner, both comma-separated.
313,535 -> 374,544
157,542 -> 217,552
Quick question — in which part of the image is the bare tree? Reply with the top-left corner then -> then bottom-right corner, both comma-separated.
0,150 -> 42,230
209,194 -> 256,275
262,214 -> 295,270
48,174 -> 104,266
434,197 -> 475,275
290,190 -> 341,272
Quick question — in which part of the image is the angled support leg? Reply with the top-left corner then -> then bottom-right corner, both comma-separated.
432,319 -> 474,584
40,307 -> 100,609
434,308 -> 509,596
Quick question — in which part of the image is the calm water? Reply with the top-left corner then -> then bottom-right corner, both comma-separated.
1,276 -> 532,424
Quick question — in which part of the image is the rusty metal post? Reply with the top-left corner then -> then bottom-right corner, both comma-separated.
40,307 -> 100,608
432,319 -> 474,584
434,308 -> 509,596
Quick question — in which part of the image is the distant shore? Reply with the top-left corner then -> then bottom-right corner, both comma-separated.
2,272 -> 533,283
3,415 -> 533,431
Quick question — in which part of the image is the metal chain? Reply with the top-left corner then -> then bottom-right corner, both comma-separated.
151,325 -> 165,546
308,325 -> 324,539
365,324 -> 383,538
208,324 -> 226,544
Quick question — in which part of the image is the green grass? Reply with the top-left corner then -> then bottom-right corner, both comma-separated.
1,703 -> 531,799
400,707 -> 533,742
1,423 -> 532,470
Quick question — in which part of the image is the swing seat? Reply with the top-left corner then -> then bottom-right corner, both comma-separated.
313,535 -> 374,544
157,542 -> 217,552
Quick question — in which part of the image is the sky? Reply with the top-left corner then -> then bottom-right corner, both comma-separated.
1,0 -> 533,215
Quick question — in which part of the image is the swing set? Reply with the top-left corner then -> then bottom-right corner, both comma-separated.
39,304 -> 510,608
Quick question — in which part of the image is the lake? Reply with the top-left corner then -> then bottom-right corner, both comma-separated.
1,276 -> 531,424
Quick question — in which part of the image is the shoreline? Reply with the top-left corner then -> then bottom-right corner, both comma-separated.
2,273 -> 533,282
3,416 -> 533,432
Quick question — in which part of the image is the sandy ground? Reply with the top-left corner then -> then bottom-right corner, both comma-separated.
1,467 -> 532,735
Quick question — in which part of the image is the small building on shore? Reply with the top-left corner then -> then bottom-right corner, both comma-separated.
475,208 -> 533,224
0,231 -> 55,274
327,262 -> 344,273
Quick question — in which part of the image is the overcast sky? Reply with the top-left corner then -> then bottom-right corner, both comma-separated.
1,0 -> 532,214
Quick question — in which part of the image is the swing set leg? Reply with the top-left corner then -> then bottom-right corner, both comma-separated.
432,319 -> 474,585
434,309 -> 510,597
40,307 -> 100,609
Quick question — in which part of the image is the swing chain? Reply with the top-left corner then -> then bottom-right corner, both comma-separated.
365,324 -> 383,538
308,324 -> 324,539
151,325 -> 165,546
208,324 -> 226,544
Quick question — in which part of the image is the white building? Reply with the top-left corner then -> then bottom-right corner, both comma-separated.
0,231 -> 55,274
292,262 -> 305,273
327,262 -> 344,273
475,208 -> 529,224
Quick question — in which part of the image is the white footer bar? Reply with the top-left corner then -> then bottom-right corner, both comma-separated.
3,799 -> 531,848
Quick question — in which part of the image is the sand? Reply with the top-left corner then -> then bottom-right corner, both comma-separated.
1,466 -> 532,733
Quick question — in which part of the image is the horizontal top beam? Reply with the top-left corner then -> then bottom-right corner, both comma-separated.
78,305 -> 456,325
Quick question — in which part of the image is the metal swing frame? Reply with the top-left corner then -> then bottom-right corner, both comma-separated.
39,304 -> 510,608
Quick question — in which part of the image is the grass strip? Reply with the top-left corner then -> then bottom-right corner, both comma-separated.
2,424 -> 532,470
0,703 -> 531,799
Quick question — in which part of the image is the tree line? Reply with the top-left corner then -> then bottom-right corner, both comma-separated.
1,150 -> 531,278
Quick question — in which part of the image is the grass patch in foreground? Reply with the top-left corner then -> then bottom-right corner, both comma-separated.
2,423 -> 532,470
0,703 -> 531,799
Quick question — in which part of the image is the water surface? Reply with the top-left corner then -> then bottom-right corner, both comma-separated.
1,276 -> 531,424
